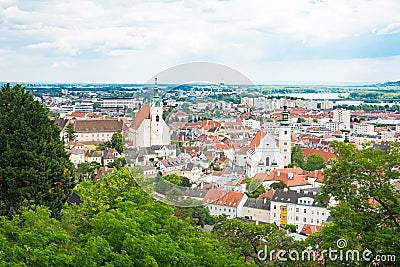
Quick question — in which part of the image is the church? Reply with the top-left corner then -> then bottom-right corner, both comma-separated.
128,78 -> 170,147
245,101 -> 291,177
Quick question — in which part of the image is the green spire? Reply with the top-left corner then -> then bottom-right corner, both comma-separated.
153,77 -> 161,107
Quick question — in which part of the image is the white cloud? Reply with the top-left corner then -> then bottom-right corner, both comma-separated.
0,0 -> 400,82
377,22 -> 400,35
51,61 -> 73,68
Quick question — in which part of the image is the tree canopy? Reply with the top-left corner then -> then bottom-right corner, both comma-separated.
303,154 -> 326,171
312,141 -> 400,266
0,84 -> 75,218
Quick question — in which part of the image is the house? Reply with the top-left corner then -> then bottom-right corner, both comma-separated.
157,158 -> 186,173
85,150 -> 102,165
179,162 -> 203,182
203,189 -> 248,218
74,119 -> 124,143
254,168 -> 315,191
141,165 -> 158,178
270,188 -> 330,232
243,198 -> 271,223
69,149 -> 85,166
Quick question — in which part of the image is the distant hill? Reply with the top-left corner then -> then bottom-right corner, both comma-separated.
374,81 -> 400,87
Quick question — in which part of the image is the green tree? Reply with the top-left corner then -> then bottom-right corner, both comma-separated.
0,84 -> 75,218
111,132 -> 124,154
213,217 -> 298,266
164,173 -> 182,185
269,181 -> 287,190
180,176 -> 191,187
313,141 -> 400,265
244,178 -> 266,198
290,145 -> 305,168
66,123 -> 76,142
303,154 -> 326,171
107,157 -> 126,170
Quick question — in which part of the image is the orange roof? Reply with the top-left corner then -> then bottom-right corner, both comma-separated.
302,148 -> 337,163
250,130 -> 267,150
258,189 -> 275,200
300,224 -> 322,235
201,120 -> 221,131
254,168 -> 311,187
332,130 -> 343,135
203,189 -> 245,208
70,112 -> 86,117
133,105 -> 150,129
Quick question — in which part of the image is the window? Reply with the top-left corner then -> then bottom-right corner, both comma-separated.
284,130 -> 288,135
296,208 -> 299,212
311,211 -> 314,215
303,218 -> 306,222
296,216 -> 299,221
311,219 -> 314,223
322,212 -> 325,216
304,209 -> 307,213
274,213 -> 276,218
266,157 -> 270,166
317,211 -> 319,215
322,220 -> 325,224
156,115 -> 160,122
273,205 -> 276,210
317,219 -> 320,224
284,142 -> 287,145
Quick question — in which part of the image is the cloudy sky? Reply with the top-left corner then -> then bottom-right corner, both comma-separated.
1,0 -> 400,84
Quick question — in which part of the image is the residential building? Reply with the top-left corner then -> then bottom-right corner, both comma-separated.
243,198 -> 271,223
333,109 -> 351,130
203,189 -> 248,218
270,188 -> 330,232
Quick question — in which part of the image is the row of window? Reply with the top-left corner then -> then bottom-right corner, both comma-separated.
209,206 -> 235,213
273,205 -> 324,216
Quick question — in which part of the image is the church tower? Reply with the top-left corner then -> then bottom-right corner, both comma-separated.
150,78 -> 170,146
279,98 -> 291,166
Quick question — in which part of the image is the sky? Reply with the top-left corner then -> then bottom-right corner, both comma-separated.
1,0 -> 400,84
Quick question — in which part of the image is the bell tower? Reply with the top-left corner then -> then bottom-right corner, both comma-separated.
279,97 -> 291,166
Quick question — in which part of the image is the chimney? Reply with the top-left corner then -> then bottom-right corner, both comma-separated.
277,171 -> 280,176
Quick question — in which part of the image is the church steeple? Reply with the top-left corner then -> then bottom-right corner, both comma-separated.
280,97 -> 290,126
153,77 -> 161,107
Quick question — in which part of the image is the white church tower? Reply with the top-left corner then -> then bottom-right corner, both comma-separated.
150,77 -> 170,146
278,98 -> 291,166
129,78 -> 170,147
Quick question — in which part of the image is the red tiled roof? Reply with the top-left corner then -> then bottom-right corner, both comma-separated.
254,168 -> 311,187
133,105 -> 150,129
250,130 -> 267,150
302,148 -> 337,163
300,224 -> 322,235
201,120 -> 221,131
203,189 -> 245,208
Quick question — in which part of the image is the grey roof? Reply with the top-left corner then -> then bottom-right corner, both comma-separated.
183,188 -> 209,198
271,188 -> 323,207
86,150 -> 103,157
244,198 -> 271,210
55,118 -> 68,129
